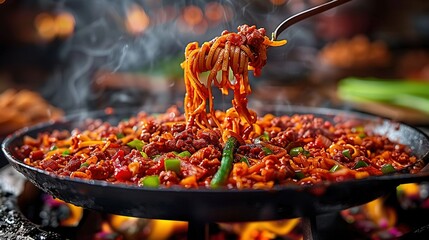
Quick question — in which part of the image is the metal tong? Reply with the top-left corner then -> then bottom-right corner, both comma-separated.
272,0 -> 352,41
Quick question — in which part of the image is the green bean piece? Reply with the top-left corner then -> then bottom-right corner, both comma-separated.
210,136 -> 238,188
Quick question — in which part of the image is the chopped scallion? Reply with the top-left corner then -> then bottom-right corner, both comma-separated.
329,164 -> 341,172
62,149 -> 70,156
240,156 -> 250,166
352,160 -> 369,169
342,149 -> 352,159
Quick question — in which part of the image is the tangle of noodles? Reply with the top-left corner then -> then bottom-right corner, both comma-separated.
181,24 -> 286,139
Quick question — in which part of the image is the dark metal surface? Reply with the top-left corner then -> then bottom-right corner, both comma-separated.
2,106 -> 429,223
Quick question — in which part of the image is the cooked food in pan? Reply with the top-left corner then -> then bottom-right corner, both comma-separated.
15,106 -> 423,189
12,25 -> 424,189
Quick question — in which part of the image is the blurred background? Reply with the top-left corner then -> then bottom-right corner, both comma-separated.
1,0 -> 429,120
1,0 -> 429,239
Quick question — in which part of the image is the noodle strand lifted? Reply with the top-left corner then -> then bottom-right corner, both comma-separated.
181,24 -> 287,136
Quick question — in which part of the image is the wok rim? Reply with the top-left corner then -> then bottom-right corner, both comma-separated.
2,105 -> 429,221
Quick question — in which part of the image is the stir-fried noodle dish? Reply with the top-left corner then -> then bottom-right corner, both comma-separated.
14,25 -> 424,189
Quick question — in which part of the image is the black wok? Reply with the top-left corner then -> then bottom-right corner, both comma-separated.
2,106 -> 429,223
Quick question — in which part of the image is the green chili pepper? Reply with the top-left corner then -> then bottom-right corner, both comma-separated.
62,149 -> 70,156
50,145 -> 58,151
352,160 -> 369,169
80,162 -> 89,168
303,150 -> 311,157
210,136 -> 238,188
177,150 -> 191,158
329,164 -> 341,172
127,139 -> 144,151
140,151 -> 148,158
295,171 -> 305,180
342,149 -> 352,159
140,176 -> 160,187
240,156 -> 250,166
381,164 -> 396,174
290,147 -> 304,157
164,158 -> 181,175
116,133 -> 125,139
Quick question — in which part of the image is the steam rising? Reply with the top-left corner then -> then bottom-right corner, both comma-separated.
40,0 -> 315,114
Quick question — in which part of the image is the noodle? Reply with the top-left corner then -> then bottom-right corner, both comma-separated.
181,24 -> 287,136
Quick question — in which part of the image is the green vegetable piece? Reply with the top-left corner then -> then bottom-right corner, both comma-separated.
303,150 -> 311,157
255,132 -> 270,144
127,139 -> 144,151
240,156 -> 250,166
261,132 -> 270,141
116,133 -> 125,139
329,164 -> 341,172
140,151 -> 148,158
338,77 -> 429,115
164,158 -> 181,174
210,137 -> 238,188
80,162 -> 89,168
342,149 -> 352,159
352,160 -> 369,169
62,149 -> 70,156
381,164 -> 396,174
177,151 -> 191,158
262,147 -> 273,155
140,176 -> 160,188
290,147 -> 304,157
295,171 -> 305,180
50,145 -> 58,151
352,126 -> 364,133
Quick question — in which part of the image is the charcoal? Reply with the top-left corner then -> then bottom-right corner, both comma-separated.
0,189 -> 65,240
